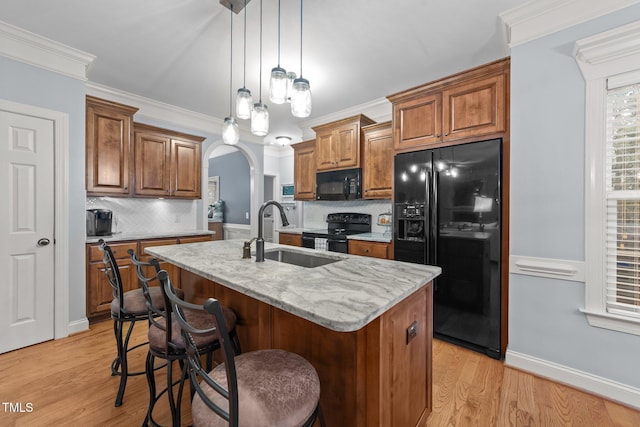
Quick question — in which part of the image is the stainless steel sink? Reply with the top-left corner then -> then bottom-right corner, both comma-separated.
263,249 -> 341,268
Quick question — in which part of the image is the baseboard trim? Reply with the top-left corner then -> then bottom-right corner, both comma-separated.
505,349 -> 640,409
67,318 -> 90,336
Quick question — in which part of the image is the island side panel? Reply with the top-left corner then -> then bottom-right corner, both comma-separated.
377,285 -> 432,427
272,308 -> 367,427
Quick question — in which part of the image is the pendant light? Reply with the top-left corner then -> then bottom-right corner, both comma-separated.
268,0 -> 287,104
236,0 -> 252,120
223,6 -> 239,145
251,0 -> 269,136
291,0 -> 311,118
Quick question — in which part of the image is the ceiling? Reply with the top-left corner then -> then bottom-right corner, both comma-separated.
0,0 -> 530,144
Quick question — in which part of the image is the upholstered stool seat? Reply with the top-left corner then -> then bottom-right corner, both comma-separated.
111,286 -> 184,316
192,349 -> 321,427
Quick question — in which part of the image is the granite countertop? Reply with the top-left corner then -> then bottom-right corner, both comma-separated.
86,230 -> 213,244
276,227 -> 303,234
276,228 -> 392,243
347,232 -> 392,243
145,239 -> 440,333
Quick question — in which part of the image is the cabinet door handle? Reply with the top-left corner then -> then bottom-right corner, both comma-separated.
406,321 -> 418,344
444,132 -> 449,136
364,248 -> 369,253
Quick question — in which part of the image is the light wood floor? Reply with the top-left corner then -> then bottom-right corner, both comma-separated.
1,321 -> 639,427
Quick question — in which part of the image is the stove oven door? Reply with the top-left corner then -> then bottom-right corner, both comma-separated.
328,238 -> 348,253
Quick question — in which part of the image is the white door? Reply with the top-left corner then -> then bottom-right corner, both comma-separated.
0,110 -> 55,353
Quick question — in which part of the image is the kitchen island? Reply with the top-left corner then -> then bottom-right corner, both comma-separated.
146,239 -> 441,427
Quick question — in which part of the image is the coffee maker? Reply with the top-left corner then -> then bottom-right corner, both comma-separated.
86,209 -> 113,236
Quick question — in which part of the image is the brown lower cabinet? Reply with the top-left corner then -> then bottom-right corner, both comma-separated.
348,239 -> 392,259
207,221 -> 224,240
180,270 -> 432,427
278,232 -> 302,246
86,234 -> 212,322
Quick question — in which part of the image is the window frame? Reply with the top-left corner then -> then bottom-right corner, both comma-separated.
576,20 -> 640,335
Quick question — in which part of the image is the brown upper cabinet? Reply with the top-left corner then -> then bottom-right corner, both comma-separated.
313,115 -> 375,171
388,58 -> 509,152
133,123 -> 204,199
86,96 -> 138,196
292,140 -> 316,200
362,121 -> 393,200
85,96 -> 204,199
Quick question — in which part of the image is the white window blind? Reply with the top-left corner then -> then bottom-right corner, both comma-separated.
605,81 -> 640,318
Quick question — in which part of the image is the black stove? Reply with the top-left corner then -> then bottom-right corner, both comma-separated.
301,213 -> 371,253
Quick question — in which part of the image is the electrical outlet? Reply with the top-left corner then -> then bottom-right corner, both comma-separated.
245,212 -> 249,220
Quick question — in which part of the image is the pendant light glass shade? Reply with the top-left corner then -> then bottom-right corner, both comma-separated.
222,116 -> 239,145
251,102 -> 269,136
291,77 -> 311,118
236,87 -> 253,119
269,66 -> 287,104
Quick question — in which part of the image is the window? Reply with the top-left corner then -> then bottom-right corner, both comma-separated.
576,21 -> 640,335
605,80 -> 640,318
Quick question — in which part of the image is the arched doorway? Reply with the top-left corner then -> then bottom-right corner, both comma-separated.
202,139 -> 262,239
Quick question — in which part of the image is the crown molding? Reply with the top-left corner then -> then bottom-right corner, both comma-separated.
0,20 -> 95,81
86,82 -> 264,144
298,97 -> 392,140
499,0 -> 640,50
574,19 -> 640,65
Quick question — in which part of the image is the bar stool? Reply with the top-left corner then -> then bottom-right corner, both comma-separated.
160,270 -> 325,427
129,250 -> 240,427
99,239 -> 176,407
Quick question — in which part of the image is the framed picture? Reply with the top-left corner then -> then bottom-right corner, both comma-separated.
208,176 -> 219,205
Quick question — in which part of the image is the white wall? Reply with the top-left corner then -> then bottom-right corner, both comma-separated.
509,3 -> 640,394
1,56 -> 87,324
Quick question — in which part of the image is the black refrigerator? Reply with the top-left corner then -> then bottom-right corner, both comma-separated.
394,138 -> 502,359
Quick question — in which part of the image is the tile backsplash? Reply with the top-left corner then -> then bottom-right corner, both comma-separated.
86,197 -> 198,234
303,200 -> 393,234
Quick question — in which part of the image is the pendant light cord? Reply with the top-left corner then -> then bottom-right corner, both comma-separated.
259,0 -> 263,102
242,0 -> 247,88
299,0 -> 303,78
277,0 -> 281,67
229,5 -> 233,115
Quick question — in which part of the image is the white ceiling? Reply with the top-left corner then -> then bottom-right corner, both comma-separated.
0,0 -> 530,144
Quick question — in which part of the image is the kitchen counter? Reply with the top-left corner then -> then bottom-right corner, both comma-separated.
276,228 -> 393,243
145,239 -> 439,332
347,231 -> 392,243
86,230 -> 213,244
275,227 -> 303,234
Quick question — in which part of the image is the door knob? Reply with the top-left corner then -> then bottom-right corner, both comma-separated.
37,238 -> 50,247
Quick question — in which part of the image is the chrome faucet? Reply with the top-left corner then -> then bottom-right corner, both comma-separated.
256,200 -> 290,262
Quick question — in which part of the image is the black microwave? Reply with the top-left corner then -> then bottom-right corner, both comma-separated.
316,168 -> 362,200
